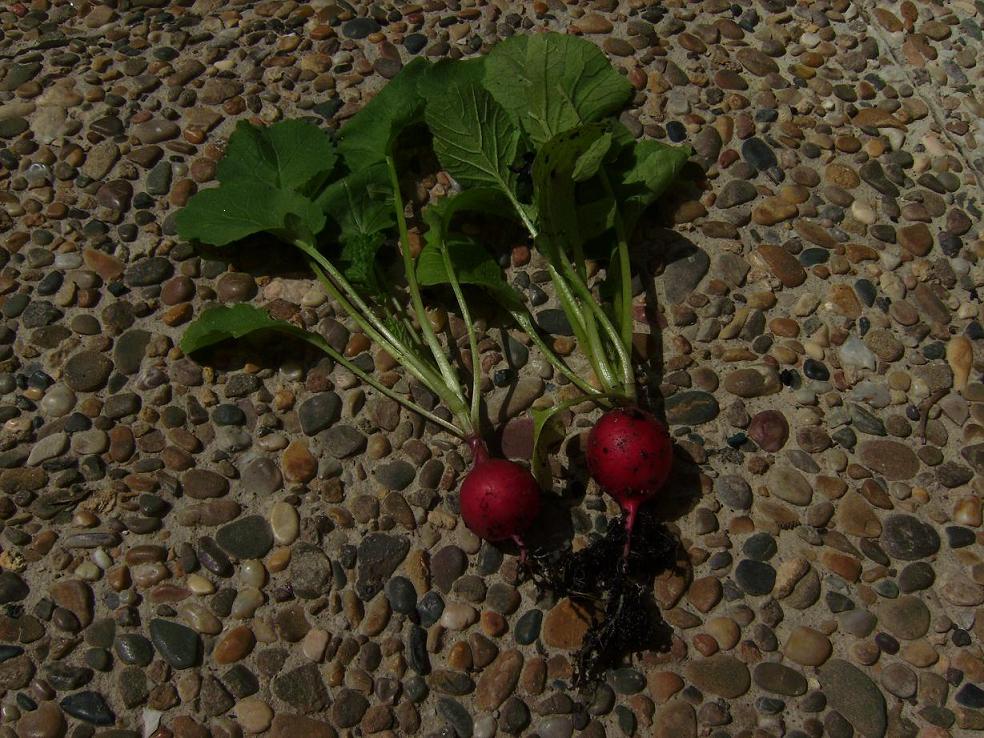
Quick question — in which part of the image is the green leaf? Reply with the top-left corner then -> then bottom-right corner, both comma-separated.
571,130 -> 613,182
337,58 -> 432,167
577,197 -> 617,242
217,119 -> 337,193
175,181 -> 326,247
180,303 -> 330,355
425,79 -> 523,200
418,189 -> 522,311
425,187 -> 514,232
532,124 -> 609,249
318,164 -> 395,293
613,139 -> 692,234
419,57 -> 486,98
575,137 -> 691,240
417,235 -> 524,313
484,33 -> 634,146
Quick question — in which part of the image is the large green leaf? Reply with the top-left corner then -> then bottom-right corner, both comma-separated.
532,124 -> 610,249
417,235 -> 524,312
175,182 -> 325,247
571,130 -> 613,182
575,137 -> 692,240
615,139 -> 693,233
418,57 -> 486,97
216,119 -> 337,193
336,58 -> 432,167
180,303 -> 330,355
484,33 -> 634,146
424,77 -> 523,199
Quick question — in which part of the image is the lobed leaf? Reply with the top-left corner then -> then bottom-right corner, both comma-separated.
216,119 -> 337,193
484,33 -> 634,146
418,57 -> 486,97
336,57 -> 433,167
424,76 -> 522,198
180,303 -> 330,355
175,182 -> 325,247
424,187 -> 514,235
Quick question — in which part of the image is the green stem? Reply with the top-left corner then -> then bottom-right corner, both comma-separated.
555,256 -> 633,395
305,257 -> 472,432
438,237 -> 482,431
384,154 -> 466,408
510,199 -> 621,393
552,265 -> 613,389
292,319 -> 466,438
513,201 -> 538,240
600,171 -> 635,363
568,233 -> 606,386
510,310 -> 599,395
295,241 -> 405,354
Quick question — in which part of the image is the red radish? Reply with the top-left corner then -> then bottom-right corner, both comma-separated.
586,407 -> 673,557
460,439 -> 541,556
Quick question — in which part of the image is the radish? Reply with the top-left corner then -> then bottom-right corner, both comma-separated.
460,438 -> 541,560
586,407 -> 673,558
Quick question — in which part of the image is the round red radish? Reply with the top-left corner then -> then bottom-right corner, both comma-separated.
459,459 -> 541,541
586,407 -> 673,508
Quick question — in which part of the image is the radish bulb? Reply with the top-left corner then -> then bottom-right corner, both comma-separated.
585,407 -> 673,559
459,439 -> 541,561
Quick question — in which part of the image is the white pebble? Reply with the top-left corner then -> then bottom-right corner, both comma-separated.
474,715 -> 497,738
231,587 -> 264,619
236,697 -> 273,734
850,200 -> 876,225
40,384 -> 75,417
850,380 -> 891,408
838,336 -> 877,370
440,602 -> 478,630
92,548 -> 112,570
793,293 -> 820,317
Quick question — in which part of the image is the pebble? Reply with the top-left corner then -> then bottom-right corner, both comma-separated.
665,391 -> 719,425
783,627 -> 832,666
216,516 -> 274,559
716,475 -> 752,510
747,410 -> 788,451
682,655 -> 750,698
818,660 -> 887,738
881,514 -> 941,560
149,619 -> 200,670
269,502 -> 299,545
59,691 -> 114,726
754,245 -> 807,287
753,663 -> 807,696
